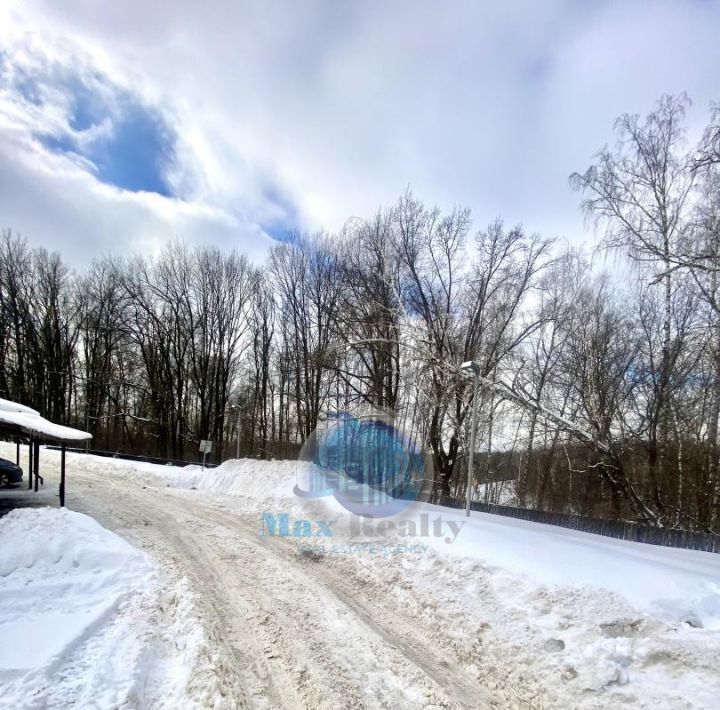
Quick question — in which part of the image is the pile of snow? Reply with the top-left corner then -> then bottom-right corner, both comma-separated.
420,504 -> 720,631
0,508 -> 150,677
73,453 -> 299,510
172,458 -> 297,504
13,446 -> 720,707
0,507 -> 221,709
73,452 -> 720,629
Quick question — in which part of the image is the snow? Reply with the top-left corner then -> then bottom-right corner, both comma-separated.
3,443 -> 720,708
77,451 -> 720,707
0,508 -> 147,674
419,504 -> 720,630
0,506 -> 220,709
0,398 -> 40,416
0,398 -> 91,442
71,453 -> 720,627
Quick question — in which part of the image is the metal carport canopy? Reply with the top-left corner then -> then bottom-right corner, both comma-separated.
0,398 -> 92,506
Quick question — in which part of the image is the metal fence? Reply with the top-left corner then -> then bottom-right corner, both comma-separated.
45,446 -> 219,469
46,446 -> 720,554
433,495 -> 720,554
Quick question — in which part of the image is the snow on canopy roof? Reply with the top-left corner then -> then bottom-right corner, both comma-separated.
0,398 -> 91,442
0,398 -> 40,416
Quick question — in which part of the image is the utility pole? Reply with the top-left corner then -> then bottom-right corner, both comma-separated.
460,361 -> 481,517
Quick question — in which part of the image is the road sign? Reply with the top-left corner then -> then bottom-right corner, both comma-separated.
199,439 -> 213,471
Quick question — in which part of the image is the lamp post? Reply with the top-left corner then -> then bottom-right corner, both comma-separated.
229,404 -> 241,459
460,360 -> 481,517
236,416 -> 241,459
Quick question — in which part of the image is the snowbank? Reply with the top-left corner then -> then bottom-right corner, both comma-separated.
419,503 -> 720,631
64,453 -> 299,510
0,506 -> 220,709
0,508 -> 150,675
172,458 -> 297,503
69,452 -> 720,629
11,446 -> 720,707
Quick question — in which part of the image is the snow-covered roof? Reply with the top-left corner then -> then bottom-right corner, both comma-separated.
0,398 -> 91,442
0,398 -> 40,416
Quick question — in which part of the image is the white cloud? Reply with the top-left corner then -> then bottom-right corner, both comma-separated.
0,0 -> 718,265
0,131 -> 272,265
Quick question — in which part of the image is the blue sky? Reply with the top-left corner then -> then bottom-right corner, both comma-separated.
71,96 -> 174,197
33,82 -> 175,197
0,0 -> 719,265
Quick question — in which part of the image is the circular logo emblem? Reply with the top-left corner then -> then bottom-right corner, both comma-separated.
294,412 -> 432,518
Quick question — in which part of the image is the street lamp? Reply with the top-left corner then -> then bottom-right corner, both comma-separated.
460,360 -> 481,517
229,404 -> 241,459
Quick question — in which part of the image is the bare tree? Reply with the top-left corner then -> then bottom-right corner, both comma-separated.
695,103 -> 720,170
334,209 -> 403,411
270,235 -> 341,442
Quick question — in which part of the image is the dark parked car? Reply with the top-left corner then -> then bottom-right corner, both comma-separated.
0,457 -> 23,487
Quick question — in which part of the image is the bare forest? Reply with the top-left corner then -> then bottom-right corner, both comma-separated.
2,94 -> 720,532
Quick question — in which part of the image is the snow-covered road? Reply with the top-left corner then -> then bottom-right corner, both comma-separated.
68,466 -> 503,709
2,444 -> 720,709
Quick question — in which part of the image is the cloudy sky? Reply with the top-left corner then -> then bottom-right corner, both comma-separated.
1,0 -> 719,265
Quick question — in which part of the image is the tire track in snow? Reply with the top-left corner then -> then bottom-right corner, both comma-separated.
70,470 -> 503,709
166,494 -> 503,709
71,477 -> 298,709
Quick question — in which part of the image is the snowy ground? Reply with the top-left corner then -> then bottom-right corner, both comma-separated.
1,443 -> 719,709
0,504 -> 226,709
